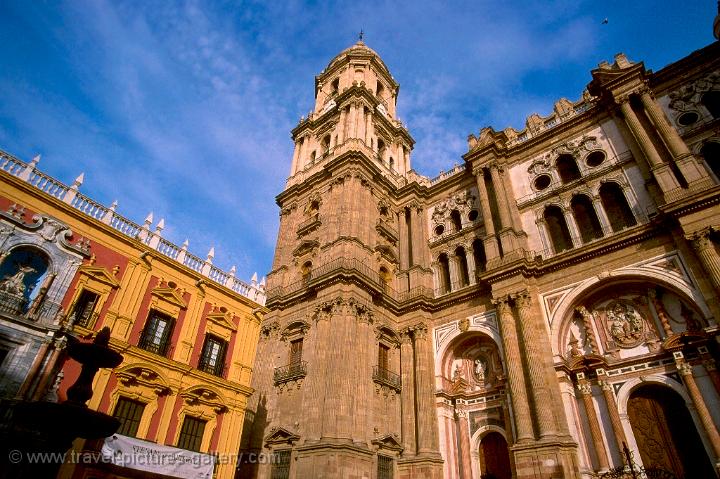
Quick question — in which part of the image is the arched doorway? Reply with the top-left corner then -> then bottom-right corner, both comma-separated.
627,384 -> 714,478
479,431 -> 511,479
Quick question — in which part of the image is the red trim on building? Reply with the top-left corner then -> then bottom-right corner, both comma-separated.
146,394 -> 167,442
128,276 -> 160,344
189,302 -> 213,366
210,413 -> 224,451
164,394 -> 184,446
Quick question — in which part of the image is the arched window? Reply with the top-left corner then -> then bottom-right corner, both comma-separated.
309,150 -> 316,164
450,210 -> 462,232
701,141 -> 720,180
556,154 -> 581,184
543,205 -> 573,253
570,194 -> 603,243
438,253 -> 451,294
301,261 -> 312,283
376,81 -> 384,98
377,139 -> 386,162
0,246 -> 50,313
389,157 -> 394,171
472,238 -> 487,274
702,91 -> 720,119
379,266 -> 391,290
321,135 -> 331,155
599,183 -> 637,232
331,78 -> 339,95
455,247 -> 469,287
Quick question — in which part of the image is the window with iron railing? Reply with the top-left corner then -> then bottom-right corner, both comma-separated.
373,365 -> 401,392
271,450 -> 291,479
70,289 -> 99,328
177,416 -> 206,452
378,455 -> 393,479
198,334 -> 227,377
112,397 -> 145,437
138,310 -> 174,356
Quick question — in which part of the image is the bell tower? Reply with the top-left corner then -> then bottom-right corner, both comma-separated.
240,40 -> 443,479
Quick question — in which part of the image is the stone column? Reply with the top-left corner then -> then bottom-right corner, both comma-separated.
448,253 -> 459,290
577,379 -> 609,471
619,100 -> 663,168
501,164 -> 523,231
398,210 -> 410,270
407,204 -> 429,268
514,291 -> 557,438
576,306 -> 600,354
338,107 -> 347,143
473,166 -> 501,261
365,109 -> 372,146
691,229 -> 720,294
413,324 -> 439,454
564,208 -> 583,247
493,296 -> 534,442
640,91 -> 692,161
648,289 -> 674,337
489,163 -> 512,230
597,376 -> 626,456
416,205 -> 431,268
591,196 -> 612,236
357,105 -> 367,145
456,409 -> 473,479
465,244 -> 477,285
400,331 -> 416,454
677,359 -> 720,460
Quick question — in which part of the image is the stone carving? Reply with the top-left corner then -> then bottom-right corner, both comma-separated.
604,300 -> 645,348
668,70 -> 720,112
430,190 -> 477,225
474,357 -> 486,382
0,264 -> 36,295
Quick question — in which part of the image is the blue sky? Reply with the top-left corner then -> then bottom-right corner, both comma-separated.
0,1 -> 715,283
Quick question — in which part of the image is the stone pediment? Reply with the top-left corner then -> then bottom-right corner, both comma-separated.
180,386 -> 227,413
151,287 -> 187,309
78,265 -> 120,288
116,365 -> 171,396
371,434 -> 403,453
264,427 -> 300,447
293,239 -> 319,258
567,354 -> 607,372
206,311 -> 237,331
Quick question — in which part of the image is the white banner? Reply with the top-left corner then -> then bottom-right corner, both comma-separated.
101,434 -> 215,479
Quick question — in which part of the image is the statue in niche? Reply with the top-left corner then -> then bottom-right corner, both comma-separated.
453,363 -> 464,381
0,264 -> 36,296
474,357 -> 486,382
606,300 -> 645,347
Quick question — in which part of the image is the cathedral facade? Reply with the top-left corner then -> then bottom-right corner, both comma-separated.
241,19 -> 720,479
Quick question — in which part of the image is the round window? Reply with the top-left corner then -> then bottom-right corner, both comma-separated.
468,210 -> 479,222
677,111 -> 699,126
586,151 -> 606,167
533,174 -> 551,191
434,224 -> 445,236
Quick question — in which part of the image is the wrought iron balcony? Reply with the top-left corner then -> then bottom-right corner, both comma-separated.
274,361 -> 307,385
197,360 -> 226,378
373,366 -> 401,392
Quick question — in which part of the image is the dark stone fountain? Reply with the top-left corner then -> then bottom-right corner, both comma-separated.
0,326 -> 123,478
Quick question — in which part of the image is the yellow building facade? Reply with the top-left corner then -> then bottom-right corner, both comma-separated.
0,151 -> 267,479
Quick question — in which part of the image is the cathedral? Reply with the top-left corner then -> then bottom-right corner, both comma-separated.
239,9 -> 720,479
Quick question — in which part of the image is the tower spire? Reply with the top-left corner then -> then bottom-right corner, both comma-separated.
358,28 -> 364,42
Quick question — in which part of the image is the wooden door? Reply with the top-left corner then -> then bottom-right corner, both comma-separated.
479,432 -> 511,479
628,384 -> 714,478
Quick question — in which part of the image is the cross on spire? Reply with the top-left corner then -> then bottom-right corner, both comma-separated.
358,29 -> 364,42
